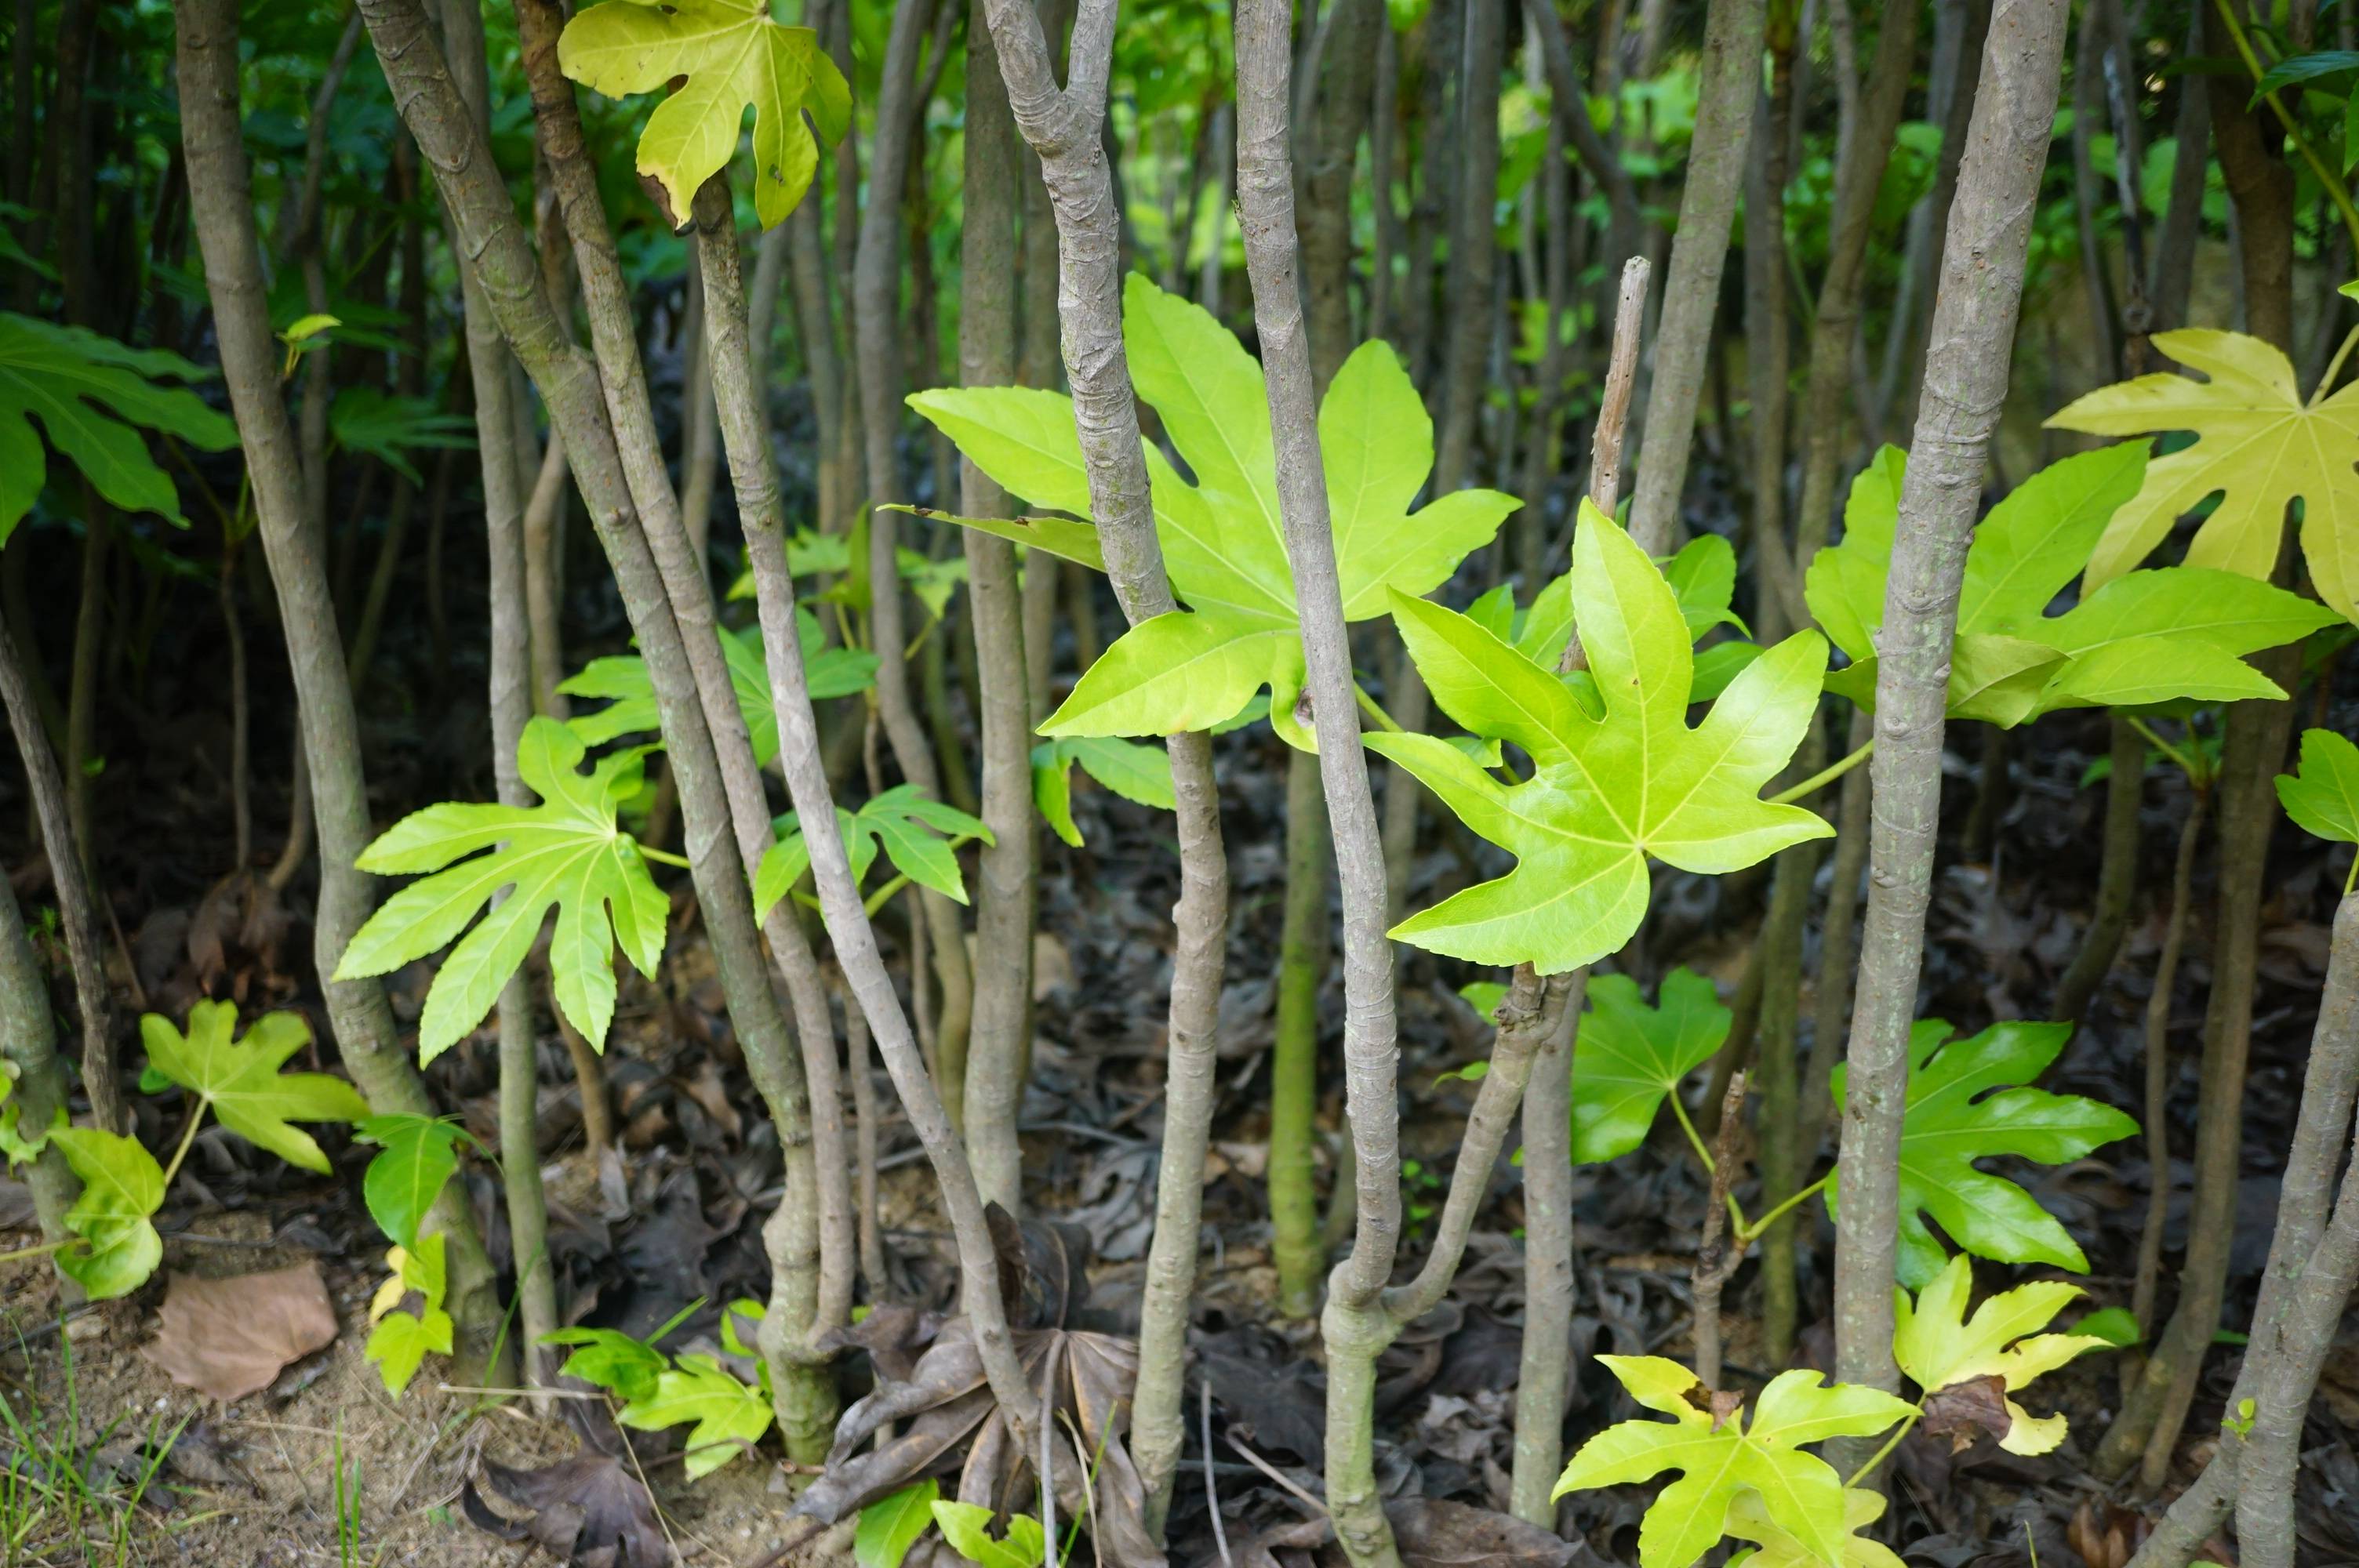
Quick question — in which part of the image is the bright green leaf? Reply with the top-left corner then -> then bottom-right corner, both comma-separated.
2277,728 -> 2359,845
856,1479 -> 940,1568
558,0 -> 852,229
1723,1486 -> 1903,1568
562,612 -> 876,764
929,1501 -> 1048,1568
1571,970 -> 1732,1164
1365,505 -> 1830,974
755,785 -> 990,919
140,1000 -> 369,1174
541,1324 -> 670,1405
329,389 -> 474,483
913,278 -> 1518,747
354,1114 -> 467,1250
619,1353 -> 773,1479
336,718 -> 669,1061
2073,1306 -> 2143,1348
0,312 -> 238,547
1552,1356 -> 1915,1568
1028,735 -> 1175,846
365,1234 -> 453,1396
1828,1021 -> 2139,1287
50,1127 -> 165,1300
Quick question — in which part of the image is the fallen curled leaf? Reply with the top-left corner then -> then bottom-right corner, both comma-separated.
1918,1372 -> 2015,1453
1383,1496 -> 1581,1567
140,1265 -> 338,1403
463,1451 -> 671,1568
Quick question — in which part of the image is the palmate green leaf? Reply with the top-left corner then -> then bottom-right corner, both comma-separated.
336,717 -> 669,1062
1571,970 -> 1731,1163
907,275 -> 1519,748
930,1501 -> 1048,1568
1478,537 -> 1764,708
2277,728 -> 2359,844
365,1233 -> 453,1396
558,0 -> 852,230
49,1128 -> 165,1300
754,785 -> 990,919
543,1326 -> 671,1405
1030,735 -> 1176,847
354,1114 -> 470,1250
1828,1021 -> 2138,1287
328,388 -> 474,484
856,1479 -> 940,1568
0,313 -> 238,548
1553,1356 -> 1914,1568
620,1353 -> 772,1478
561,611 -> 878,764
1724,1487 -> 1904,1568
1808,442 -> 2335,722
1365,504 -> 1830,974
2046,330 -> 2359,624
140,1000 -> 369,1174
1892,1254 -> 2111,1457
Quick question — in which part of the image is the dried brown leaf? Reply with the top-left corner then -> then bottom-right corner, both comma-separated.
140,1265 -> 337,1403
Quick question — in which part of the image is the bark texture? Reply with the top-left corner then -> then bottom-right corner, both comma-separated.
1832,0 -> 2066,1398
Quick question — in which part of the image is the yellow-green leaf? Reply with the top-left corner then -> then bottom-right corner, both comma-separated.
1892,1254 -> 2111,1456
140,1000 -> 369,1174
558,0 -> 852,230
50,1127 -> 165,1300
2047,329 -> 2359,623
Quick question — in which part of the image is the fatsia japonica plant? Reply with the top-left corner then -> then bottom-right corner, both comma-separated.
1808,442 -> 2338,728
1365,500 -> 1831,972
1527,969 -> 2136,1287
0,1001 -> 369,1300
560,608 -> 878,764
904,272 -> 1521,749
1554,1258 -> 2114,1568
333,717 -> 670,1062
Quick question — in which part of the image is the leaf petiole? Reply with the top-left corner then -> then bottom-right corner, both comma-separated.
1768,738 -> 1874,806
159,1098 -> 209,1190
1667,1090 -> 1716,1177
1844,1408 -> 1920,1490
2125,715 -> 2201,786
0,1236 -> 83,1267
637,844 -> 693,870
1736,1174 -> 1831,1245
1353,683 -> 1405,734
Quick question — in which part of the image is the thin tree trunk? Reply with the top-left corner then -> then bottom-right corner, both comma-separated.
1269,748 -> 1332,1319
979,0 -> 1228,1534
1623,0 -> 1764,551
2125,895 -> 2359,1568
173,0 -> 507,1374
1507,993 -> 1581,1526
1431,0 -> 1500,494
1831,0 -> 2066,1403
1299,0 -> 1379,387
2132,786 -> 2206,1350
856,0 -> 975,1129
0,614 -> 120,1138
2095,20 -> 2297,1479
1800,705 -> 1873,1158
1791,4 -> 1920,568
0,868 -> 83,1289
511,1 -> 859,1433
430,0 -> 562,1403
958,0 -> 1036,1216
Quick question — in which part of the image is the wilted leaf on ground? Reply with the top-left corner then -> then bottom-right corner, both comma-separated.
141,1264 -> 338,1403
463,1450 -> 671,1568
1383,1496 -> 1579,1566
